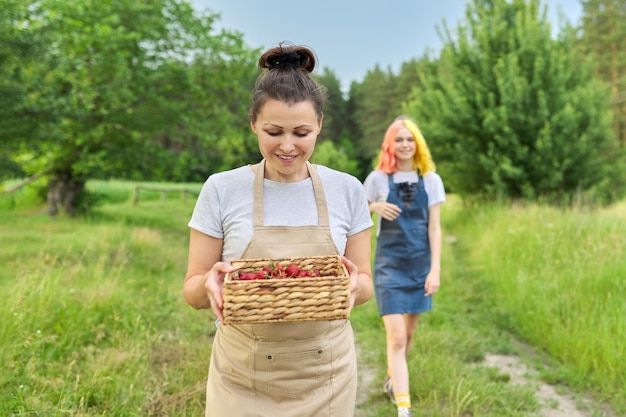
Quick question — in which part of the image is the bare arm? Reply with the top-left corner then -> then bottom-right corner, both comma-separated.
424,203 -> 442,296
368,201 -> 402,221
342,227 -> 373,307
183,229 -> 232,321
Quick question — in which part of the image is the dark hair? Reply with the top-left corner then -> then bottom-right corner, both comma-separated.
249,42 -> 326,123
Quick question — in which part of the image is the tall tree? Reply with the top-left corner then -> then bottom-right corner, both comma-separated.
2,0 -> 257,215
405,0 -> 624,204
395,58 -> 428,104
349,65 -> 402,173
0,0 -> 44,179
317,68 -> 350,144
579,0 -> 626,145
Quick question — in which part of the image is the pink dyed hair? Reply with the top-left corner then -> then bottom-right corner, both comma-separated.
375,118 -> 436,174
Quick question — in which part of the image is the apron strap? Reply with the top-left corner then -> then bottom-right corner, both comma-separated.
253,159 -> 330,227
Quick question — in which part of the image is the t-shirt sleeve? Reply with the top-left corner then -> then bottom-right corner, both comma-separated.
188,176 -> 224,238
363,170 -> 387,203
363,171 -> 376,202
424,172 -> 446,207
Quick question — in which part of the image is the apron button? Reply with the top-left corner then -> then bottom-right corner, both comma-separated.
318,350 -> 323,354
267,355 -> 272,360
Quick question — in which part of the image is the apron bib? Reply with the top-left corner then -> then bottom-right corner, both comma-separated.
206,160 -> 357,417
373,174 -> 433,316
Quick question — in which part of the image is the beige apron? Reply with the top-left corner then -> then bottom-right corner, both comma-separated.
206,160 -> 357,417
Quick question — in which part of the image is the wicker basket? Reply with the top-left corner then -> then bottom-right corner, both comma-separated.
222,255 -> 350,324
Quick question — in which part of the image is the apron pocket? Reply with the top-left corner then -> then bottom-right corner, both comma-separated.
255,342 -> 330,399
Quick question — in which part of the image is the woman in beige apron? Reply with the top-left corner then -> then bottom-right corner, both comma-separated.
205,161 -> 356,416
184,42 -> 373,417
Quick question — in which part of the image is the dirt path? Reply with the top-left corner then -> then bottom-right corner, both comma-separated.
482,353 -> 600,417
354,343 -> 379,417
354,343 -> 613,416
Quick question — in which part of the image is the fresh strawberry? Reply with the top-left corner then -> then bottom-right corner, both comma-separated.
233,262 -> 325,280
285,263 -> 300,277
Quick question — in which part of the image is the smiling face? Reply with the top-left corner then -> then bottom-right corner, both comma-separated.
393,127 -> 416,170
251,99 -> 322,182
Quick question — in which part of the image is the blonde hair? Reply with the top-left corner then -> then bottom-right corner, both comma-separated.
375,118 -> 435,174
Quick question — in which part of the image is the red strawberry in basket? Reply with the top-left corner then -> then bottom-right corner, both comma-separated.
261,265 -> 273,278
233,261 -> 326,280
285,263 -> 300,277
275,264 -> 287,279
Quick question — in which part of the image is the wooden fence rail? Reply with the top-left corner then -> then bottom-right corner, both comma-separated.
133,186 -> 198,205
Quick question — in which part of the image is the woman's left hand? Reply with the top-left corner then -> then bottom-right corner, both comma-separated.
341,256 -> 361,309
424,271 -> 440,296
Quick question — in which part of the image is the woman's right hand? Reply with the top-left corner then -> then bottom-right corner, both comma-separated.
204,261 -> 234,323
370,201 -> 402,221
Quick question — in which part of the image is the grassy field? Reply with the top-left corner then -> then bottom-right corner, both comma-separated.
0,180 -> 623,416
440,198 -> 626,414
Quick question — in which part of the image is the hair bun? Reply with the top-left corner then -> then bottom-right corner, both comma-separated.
259,43 -> 316,73
269,50 -> 302,70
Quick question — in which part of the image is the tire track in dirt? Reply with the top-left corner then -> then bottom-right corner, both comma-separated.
353,341 -> 616,416
481,354 -> 615,417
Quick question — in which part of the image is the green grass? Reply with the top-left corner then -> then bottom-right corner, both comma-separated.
444,199 -> 626,412
0,185 -> 209,416
0,181 -> 623,416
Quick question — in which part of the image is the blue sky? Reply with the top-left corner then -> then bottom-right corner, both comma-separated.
190,0 -> 583,89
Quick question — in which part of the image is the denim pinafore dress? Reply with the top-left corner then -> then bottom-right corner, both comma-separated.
373,173 -> 433,316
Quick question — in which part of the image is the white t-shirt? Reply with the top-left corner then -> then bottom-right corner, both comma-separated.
363,170 -> 446,235
189,164 -> 373,262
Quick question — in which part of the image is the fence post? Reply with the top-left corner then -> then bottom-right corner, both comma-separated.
133,187 -> 140,206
